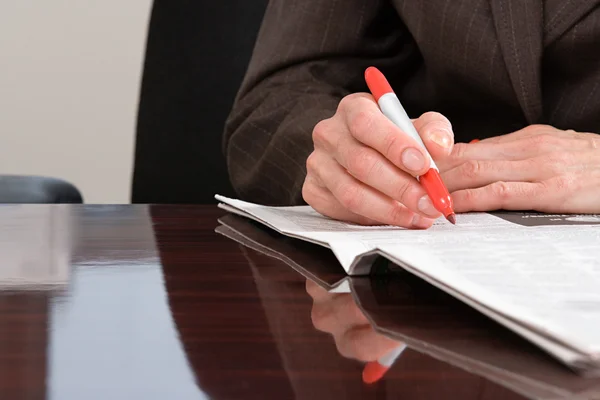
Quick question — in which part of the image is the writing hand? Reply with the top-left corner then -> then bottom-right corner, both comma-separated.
302,93 -> 455,228
305,279 -> 401,362
440,125 -> 600,213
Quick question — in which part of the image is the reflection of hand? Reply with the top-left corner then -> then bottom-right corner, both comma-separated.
440,125 -> 600,213
305,279 -> 401,362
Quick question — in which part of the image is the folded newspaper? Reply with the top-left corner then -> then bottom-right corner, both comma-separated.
216,195 -> 600,376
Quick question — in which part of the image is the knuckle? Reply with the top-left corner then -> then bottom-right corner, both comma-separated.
493,181 -> 512,201
461,189 -> 476,206
305,152 -> 320,175
452,142 -> 467,160
338,94 -> 358,111
543,152 -> 570,173
388,202 -> 411,225
393,181 -> 414,205
312,120 -> 330,146
382,131 -> 400,159
420,111 -> 452,127
556,151 -> 575,166
347,148 -> 378,180
349,110 -> 376,139
337,183 -> 363,212
527,133 -> 553,148
339,93 -> 369,113
462,159 -> 482,179
552,175 -> 573,192
521,124 -> 540,134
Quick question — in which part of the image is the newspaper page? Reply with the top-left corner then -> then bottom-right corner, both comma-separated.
216,195 -> 516,271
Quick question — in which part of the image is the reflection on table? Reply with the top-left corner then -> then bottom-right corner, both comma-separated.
1,205 -> 596,399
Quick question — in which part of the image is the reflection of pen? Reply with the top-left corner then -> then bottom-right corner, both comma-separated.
362,344 -> 407,384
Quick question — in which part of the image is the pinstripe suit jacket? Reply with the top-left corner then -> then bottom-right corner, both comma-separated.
224,0 -> 600,206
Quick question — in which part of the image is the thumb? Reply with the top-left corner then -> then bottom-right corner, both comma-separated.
412,112 -> 454,160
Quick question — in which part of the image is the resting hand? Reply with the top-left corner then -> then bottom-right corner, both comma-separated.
302,93 -> 455,228
441,125 -> 600,213
306,279 -> 401,362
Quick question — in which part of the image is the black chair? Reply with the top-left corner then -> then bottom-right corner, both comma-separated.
131,1 -> 268,204
0,175 -> 83,204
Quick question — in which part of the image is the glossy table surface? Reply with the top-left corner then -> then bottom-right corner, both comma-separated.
0,205 -> 598,400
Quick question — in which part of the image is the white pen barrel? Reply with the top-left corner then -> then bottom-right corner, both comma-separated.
378,93 -> 438,170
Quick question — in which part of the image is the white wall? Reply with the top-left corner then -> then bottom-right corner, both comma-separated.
0,1 -> 152,203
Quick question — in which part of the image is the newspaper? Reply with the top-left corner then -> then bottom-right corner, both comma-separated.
215,195 -> 600,375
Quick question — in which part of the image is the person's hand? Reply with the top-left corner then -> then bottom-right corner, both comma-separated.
440,125 -> 600,214
305,279 -> 401,362
302,93 -> 455,229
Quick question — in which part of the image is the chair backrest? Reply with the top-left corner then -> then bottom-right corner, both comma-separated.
131,0 -> 268,204
0,175 -> 83,203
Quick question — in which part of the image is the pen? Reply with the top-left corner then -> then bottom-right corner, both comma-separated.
364,67 -> 456,224
362,344 -> 407,384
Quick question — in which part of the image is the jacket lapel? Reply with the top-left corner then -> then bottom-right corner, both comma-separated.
489,0 -> 544,124
544,0 -> 600,46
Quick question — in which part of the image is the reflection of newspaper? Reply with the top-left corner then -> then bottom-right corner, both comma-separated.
216,195 -> 600,375
351,277 -> 600,400
215,214 -> 348,292
0,205 -> 72,288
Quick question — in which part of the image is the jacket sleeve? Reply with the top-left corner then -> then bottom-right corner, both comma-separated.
224,0 -> 414,205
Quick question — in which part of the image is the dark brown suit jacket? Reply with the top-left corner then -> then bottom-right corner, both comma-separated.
224,0 -> 600,206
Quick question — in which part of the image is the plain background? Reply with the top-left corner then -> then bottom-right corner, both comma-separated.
0,1 -> 153,203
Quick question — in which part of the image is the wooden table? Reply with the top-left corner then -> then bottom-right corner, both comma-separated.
0,205 -> 597,400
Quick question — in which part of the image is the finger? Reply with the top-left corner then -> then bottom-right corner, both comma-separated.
478,125 -> 541,144
480,125 -> 578,144
447,134 -> 592,170
451,181 -> 547,213
339,94 -> 431,176
310,151 -> 435,228
311,294 -> 369,335
442,158 -> 553,193
303,174 -> 382,225
305,279 -> 334,302
412,111 -> 455,158
332,134 -> 441,219
335,325 -> 401,362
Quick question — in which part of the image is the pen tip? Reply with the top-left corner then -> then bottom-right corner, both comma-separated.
446,213 -> 456,225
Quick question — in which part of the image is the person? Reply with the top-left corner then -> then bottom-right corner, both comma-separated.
223,0 -> 600,229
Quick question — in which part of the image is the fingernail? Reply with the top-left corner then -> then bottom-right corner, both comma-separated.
418,195 -> 440,217
401,148 -> 425,172
430,129 -> 452,149
411,214 -> 433,229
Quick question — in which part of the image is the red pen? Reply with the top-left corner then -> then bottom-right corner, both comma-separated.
364,67 -> 456,224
